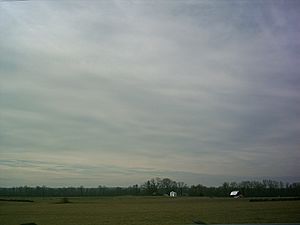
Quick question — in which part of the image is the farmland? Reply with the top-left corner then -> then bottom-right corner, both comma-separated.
0,197 -> 300,225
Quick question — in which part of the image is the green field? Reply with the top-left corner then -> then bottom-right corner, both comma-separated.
0,197 -> 300,225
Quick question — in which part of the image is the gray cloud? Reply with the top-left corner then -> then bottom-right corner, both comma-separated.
0,0 -> 299,187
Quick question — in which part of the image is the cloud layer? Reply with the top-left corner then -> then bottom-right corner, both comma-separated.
1,0 -> 300,187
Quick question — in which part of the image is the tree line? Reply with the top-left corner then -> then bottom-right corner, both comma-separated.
0,178 -> 299,197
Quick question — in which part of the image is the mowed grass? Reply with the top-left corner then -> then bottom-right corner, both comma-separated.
0,196 -> 300,225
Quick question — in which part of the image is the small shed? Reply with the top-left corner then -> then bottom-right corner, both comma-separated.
230,190 -> 241,198
170,191 -> 177,197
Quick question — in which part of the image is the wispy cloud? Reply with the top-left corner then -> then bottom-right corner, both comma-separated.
0,0 -> 299,186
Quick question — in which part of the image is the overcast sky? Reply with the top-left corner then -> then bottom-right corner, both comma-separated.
0,0 -> 300,187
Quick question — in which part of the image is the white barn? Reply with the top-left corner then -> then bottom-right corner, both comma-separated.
170,191 -> 177,197
230,190 -> 241,198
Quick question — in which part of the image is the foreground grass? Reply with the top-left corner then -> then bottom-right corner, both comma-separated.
0,196 -> 299,225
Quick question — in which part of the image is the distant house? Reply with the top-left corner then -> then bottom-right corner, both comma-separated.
170,191 -> 177,197
230,190 -> 241,198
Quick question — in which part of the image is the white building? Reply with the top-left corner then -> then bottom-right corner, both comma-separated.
170,191 -> 177,197
230,190 -> 241,198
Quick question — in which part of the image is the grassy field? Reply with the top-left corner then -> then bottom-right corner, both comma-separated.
0,196 -> 300,225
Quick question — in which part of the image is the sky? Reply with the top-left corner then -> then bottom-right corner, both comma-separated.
0,0 -> 300,187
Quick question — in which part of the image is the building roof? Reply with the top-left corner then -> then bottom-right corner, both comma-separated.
230,191 -> 240,196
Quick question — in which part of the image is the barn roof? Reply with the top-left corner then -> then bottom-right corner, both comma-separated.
230,190 -> 240,196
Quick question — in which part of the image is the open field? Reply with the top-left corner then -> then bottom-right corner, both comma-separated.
0,197 -> 300,225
